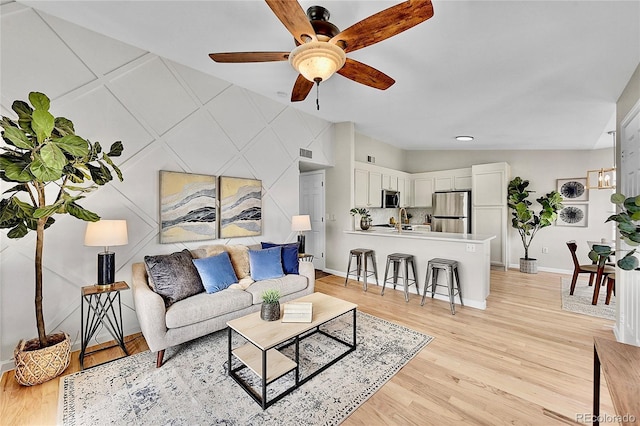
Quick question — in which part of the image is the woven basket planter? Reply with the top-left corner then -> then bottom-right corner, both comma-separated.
519,258 -> 538,274
14,332 -> 71,386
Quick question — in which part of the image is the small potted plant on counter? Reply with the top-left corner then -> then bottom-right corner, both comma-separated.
260,289 -> 281,321
350,207 -> 372,230
508,177 -> 564,273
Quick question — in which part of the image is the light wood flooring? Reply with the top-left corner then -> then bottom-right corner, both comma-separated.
1,268 -> 618,425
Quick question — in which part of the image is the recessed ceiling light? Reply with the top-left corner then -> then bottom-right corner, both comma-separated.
455,136 -> 474,142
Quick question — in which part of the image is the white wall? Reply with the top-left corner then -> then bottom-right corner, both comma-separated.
0,3 -> 333,371
354,132 -> 406,170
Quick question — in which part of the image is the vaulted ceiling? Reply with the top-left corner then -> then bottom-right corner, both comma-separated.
17,0 -> 640,150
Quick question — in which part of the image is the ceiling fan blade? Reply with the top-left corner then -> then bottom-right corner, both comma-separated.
330,0 -> 434,53
337,58 -> 395,90
209,52 -> 289,63
265,0 -> 317,44
291,74 -> 314,102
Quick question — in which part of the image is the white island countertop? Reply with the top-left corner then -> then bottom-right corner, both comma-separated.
342,227 -> 496,310
345,227 -> 495,243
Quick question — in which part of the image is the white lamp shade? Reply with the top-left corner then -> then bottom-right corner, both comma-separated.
291,215 -> 312,232
84,220 -> 128,247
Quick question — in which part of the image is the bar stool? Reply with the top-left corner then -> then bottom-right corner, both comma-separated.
381,253 -> 419,302
344,248 -> 379,291
421,258 -> 463,314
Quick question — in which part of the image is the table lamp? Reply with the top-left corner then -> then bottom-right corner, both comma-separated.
84,220 -> 128,287
291,215 -> 311,254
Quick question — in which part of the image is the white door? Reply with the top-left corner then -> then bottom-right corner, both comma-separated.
300,170 -> 325,270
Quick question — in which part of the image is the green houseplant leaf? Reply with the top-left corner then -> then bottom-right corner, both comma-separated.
0,91 -> 125,349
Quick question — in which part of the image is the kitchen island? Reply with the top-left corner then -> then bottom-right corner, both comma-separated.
343,228 -> 496,310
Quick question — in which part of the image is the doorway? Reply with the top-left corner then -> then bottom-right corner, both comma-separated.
299,170 -> 326,270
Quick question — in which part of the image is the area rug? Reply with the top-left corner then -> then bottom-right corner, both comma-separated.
561,277 -> 615,320
59,311 -> 433,425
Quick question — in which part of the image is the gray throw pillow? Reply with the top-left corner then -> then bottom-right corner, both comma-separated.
144,249 -> 204,307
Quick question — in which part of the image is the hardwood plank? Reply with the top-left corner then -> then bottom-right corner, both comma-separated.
0,269 -> 620,425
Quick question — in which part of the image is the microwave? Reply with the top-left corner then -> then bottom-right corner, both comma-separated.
382,189 -> 400,208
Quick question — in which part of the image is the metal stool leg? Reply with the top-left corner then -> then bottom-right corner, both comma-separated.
421,265 -> 432,305
447,267 -> 456,315
356,254 -> 362,282
382,256 -> 392,295
370,252 -> 379,285
431,268 -> 439,298
344,254 -> 353,287
362,253 -> 368,292
453,266 -> 464,306
403,259 -> 410,302
411,258 -> 419,296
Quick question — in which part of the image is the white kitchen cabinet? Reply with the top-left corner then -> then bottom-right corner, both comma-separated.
398,177 -> 412,207
368,171 -> 382,207
414,176 -> 435,207
471,162 -> 510,269
354,168 -> 383,208
382,173 -> 398,191
454,174 -> 472,190
434,176 -> 453,191
354,168 -> 369,207
431,168 -> 472,192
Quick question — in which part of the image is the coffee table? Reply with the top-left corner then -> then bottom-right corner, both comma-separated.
227,292 -> 358,409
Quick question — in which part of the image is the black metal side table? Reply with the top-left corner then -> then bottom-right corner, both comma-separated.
80,281 -> 129,369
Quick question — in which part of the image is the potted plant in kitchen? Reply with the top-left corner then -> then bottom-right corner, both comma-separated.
0,92 -> 124,385
589,193 -> 640,271
350,207 -> 372,230
507,176 -> 564,274
260,289 -> 281,321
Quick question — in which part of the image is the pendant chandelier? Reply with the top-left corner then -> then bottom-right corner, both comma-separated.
586,131 -> 616,189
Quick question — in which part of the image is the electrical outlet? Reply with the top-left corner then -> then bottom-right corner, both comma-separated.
466,244 -> 476,252
542,247 -> 549,254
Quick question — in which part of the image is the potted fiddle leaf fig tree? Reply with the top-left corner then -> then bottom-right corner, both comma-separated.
507,176 -> 564,274
0,92 -> 124,385
589,193 -> 640,271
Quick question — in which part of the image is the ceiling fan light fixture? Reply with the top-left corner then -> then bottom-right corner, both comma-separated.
289,41 -> 346,83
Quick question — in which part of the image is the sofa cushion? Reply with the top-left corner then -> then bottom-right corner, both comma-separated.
249,246 -> 284,280
245,274 -> 309,304
261,242 -> 299,274
144,249 -> 204,307
165,289 -> 253,329
199,244 -> 251,280
192,252 -> 238,293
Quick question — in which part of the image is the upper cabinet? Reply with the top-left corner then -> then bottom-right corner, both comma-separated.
354,162 -> 409,208
414,175 -> 435,207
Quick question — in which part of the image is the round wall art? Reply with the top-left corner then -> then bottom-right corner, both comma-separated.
557,204 -> 588,227
556,178 -> 588,201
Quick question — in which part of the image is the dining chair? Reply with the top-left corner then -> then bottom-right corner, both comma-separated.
566,241 -> 614,297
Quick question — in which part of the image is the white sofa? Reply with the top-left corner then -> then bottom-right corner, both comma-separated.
131,244 -> 315,367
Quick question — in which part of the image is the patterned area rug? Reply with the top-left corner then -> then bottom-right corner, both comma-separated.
59,311 -> 433,425
561,277 -> 615,320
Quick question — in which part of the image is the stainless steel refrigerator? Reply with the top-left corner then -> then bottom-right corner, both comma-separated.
432,191 -> 471,233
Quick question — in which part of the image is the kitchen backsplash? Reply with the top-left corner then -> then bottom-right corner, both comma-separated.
368,207 -> 433,225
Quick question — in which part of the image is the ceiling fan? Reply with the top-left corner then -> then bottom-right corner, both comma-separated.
209,0 -> 434,107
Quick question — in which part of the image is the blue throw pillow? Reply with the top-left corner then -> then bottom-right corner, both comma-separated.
261,242 -> 299,274
249,246 -> 284,280
192,252 -> 238,293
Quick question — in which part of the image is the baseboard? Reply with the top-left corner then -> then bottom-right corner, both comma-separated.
508,263 -> 572,275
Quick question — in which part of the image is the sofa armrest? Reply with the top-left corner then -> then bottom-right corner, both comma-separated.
298,261 -> 315,292
131,262 -> 168,352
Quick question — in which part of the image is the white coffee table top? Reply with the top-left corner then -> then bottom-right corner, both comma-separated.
227,292 -> 357,350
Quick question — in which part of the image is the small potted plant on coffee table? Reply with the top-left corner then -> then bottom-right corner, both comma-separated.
260,289 -> 281,321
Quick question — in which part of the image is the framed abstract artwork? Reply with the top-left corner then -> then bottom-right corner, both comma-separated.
557,178 -> 588,202
219,176 -> 262,238
159,171 -> 217,243
557,203 -> 588,227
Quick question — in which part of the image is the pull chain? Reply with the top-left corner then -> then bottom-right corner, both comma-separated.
314,78 -> 321,110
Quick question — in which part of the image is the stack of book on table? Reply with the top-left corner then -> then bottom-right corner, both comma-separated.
282,302 -> 313,323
